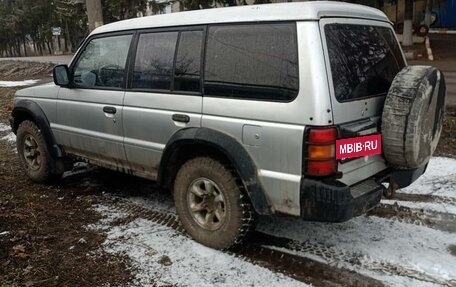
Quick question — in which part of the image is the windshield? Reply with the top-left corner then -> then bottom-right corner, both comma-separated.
325,23 -> 405,102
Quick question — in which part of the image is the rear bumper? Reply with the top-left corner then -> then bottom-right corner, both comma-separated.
300,164 -> 427,222
300,178 -> 383,222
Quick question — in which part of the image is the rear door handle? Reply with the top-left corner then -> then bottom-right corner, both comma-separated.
103,106 -> 117,114
172,114 -> 190,123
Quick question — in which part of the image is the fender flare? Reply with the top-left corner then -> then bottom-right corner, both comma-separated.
11,99 -> 63,158
158,127 -> 272,215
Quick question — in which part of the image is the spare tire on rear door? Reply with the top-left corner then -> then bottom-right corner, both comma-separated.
382,65 -> 446,169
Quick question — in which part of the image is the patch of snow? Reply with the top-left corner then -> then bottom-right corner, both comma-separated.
92,205 -> 307,287
258,215 -> 456,287
123,194 -> 175,216
0,123 -> 10,132
1,132 -> 16,143
88,204 -> 130,231
400,157 -> 456,199
0,79 -> 39,87
0,231 -> 10,236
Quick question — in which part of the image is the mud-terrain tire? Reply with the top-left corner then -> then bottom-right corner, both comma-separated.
16,120 -> 58,182
173,157 -> 255,249
382,66 -> 446,169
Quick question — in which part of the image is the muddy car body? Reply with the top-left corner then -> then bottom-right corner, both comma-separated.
10,2 -> 446,249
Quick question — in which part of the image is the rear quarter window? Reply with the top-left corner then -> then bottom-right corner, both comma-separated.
204,23 -> 299,102
325,24 -> 405,102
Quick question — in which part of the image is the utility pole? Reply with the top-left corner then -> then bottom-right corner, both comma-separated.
403,0 -> 414,46
86,0 -> 104,32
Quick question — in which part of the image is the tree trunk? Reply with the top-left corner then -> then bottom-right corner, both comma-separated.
403,0 -> 414,46
46,41 -> 52,55
22,36 -> 27,57
86,0 -> 104,32
16,40 -> 21,56
424,0 -> 433,27
64,20 -> 70,52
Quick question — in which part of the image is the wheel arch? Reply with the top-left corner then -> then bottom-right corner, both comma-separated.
158,127 -> 272,215
11,99 -> 63,158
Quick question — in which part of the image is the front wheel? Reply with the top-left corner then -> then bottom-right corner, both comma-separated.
16,120 -> 60,182
173,157 -> 255,249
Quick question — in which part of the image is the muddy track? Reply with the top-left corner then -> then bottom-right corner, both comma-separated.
106,198 -> 456,287
107,199 -> 385,287
393,192 -> 456,205
369,203 -> 456,233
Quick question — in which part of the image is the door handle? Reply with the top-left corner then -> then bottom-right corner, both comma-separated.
103,106 -> 117,114
172,114 -> 190,123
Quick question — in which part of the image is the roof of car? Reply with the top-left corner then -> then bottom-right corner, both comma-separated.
92,1 -> 389,35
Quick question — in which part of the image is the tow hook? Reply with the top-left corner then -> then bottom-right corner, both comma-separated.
383,182 -> 398,199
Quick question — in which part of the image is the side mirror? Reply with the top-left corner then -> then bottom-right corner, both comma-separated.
53,65 -> 70,86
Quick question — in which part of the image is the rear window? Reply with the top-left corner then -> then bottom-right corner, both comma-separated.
325,24 -> 405,102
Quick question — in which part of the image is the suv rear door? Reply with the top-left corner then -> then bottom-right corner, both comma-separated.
319,18 -> 406,185
122,27 -> 204,178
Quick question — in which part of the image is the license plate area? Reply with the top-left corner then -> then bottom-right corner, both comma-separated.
336,134 -> 382,160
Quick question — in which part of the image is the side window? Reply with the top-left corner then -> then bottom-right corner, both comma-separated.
73,34 -> 132,88
174,31 -> 203,92
132,32 -> 178,90
204,23 -> 299,101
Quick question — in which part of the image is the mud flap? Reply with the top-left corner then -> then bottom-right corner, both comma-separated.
382,164 -> 428,189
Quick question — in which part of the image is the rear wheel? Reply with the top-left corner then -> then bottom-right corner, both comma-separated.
173,157 -> 255,249
16,120 -> 61,182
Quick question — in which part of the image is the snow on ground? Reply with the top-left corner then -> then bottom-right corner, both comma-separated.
1,132 -> 16,143
257,215 -> 456,287
90,204 -> 307,287
88,156 -> 456,287
0,122 -> 15,143
118,191 -> 176,216
382,157 -> 456,214
0,123 -> 10,132
0,80 -> 39,87
400,157 -> 456,198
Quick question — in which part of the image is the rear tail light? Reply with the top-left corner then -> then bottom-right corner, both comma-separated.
304,127 -> 338,177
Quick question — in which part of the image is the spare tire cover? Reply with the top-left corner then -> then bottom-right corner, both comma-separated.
382,65 -> 446,169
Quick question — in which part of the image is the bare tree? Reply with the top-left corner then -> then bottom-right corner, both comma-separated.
86,0 -> 103,32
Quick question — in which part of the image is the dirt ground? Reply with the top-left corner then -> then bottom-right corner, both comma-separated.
0,62 -> 133,287
0,61 -> 455,287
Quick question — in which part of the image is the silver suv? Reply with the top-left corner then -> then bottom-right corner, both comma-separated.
10,2 -> 446,249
